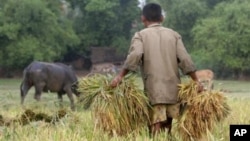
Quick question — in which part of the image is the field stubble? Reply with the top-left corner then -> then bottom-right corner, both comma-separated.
0,78 -> 249,141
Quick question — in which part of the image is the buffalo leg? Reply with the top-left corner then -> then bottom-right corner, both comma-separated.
65,88 -> 75,111
20,81 -> 31,104
34,83 -> 45,101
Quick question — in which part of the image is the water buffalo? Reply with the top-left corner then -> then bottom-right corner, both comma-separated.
20,61 -> 79,110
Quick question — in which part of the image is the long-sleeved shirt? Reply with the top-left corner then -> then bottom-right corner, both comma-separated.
123,23 -> 196,105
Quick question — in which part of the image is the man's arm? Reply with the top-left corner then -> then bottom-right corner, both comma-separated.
110,69 -> 129,87
110,32 -> 143,88
187,71 -> 199,81
187,71 -> 203,92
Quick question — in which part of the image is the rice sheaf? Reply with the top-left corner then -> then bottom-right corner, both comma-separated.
177,80 -> 231,141
77,73 -> 151,136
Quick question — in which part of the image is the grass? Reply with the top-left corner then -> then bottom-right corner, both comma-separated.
0,77 -> 250,141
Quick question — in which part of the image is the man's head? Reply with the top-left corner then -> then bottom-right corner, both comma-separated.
141,3 -> 163,27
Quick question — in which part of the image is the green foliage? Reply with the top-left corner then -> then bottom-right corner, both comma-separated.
4,36 -> 44,69
148,0 -> 208,49
111,36 -> 130,54
202,0 -> 228,8
85,0 -> 118,12
0,0 -> 249,79
0,0 -> 79,69
67,0 -> 140,54
192,0 -> 250,77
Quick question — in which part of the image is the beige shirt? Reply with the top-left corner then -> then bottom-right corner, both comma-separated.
123,23 -> 196,105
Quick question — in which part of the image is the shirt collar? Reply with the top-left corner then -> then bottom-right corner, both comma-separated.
148,23 -> 162,28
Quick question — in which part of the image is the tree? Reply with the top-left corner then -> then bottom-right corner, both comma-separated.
202,0 -> 228,8
66,0 -> 140,54
192,0 -> 250,79
0,0 -> 79,69
147,0 -> 208,50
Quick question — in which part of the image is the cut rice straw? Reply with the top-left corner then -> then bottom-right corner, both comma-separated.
77,73 -> 150,136
177,80 -> 231,141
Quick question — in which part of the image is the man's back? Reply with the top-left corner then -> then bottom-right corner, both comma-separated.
139,24 -> 180,78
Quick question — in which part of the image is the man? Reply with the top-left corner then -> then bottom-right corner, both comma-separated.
111,2 -> 202,138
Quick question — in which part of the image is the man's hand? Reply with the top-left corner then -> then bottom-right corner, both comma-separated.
187,71 -> 204,93
110,69 -> 129,88
110,75 -> 122,88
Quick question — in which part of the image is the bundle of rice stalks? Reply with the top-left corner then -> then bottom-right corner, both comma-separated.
177,80 -> 231,141
77,73 -> 150,136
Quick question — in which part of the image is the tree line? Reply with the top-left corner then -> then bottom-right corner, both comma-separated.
0,0 -> 249,79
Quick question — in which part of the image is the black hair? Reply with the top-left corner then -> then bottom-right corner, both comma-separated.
142,3 -> 162,22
